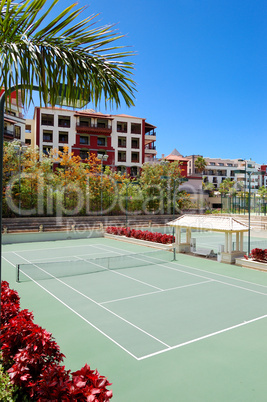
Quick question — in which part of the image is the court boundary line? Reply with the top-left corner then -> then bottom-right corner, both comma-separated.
3,257 -> 141,360
4,251 -> 267,361
3,243 -> 106,254
12,251 -> 171,351
101,243 -> 267,291
137,314 -> 267,360
100,280 -> 213,305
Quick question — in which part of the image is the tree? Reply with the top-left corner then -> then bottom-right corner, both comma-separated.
219,178 -> 235,195
258,185 -> 267,198
195,156 -> 207,175
0,0 -> 135,108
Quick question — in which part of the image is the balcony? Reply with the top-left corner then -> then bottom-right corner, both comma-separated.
76,122 -> 112,135
4,128 -> 15,140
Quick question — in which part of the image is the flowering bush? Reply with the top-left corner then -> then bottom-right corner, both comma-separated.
106,227 -> 174,244
1,281 -> 113,401
247,248 -> 267,263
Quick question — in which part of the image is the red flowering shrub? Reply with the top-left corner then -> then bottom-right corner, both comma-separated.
106,227 -> 174,245
249,248 -> 267,262
1,280 -> 20,324
0,281 -> 113,401
69,364 -> 113,401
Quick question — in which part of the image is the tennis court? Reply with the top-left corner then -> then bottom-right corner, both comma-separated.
2,236 -> 267,401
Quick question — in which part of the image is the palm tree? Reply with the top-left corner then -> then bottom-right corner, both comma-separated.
195,156 -> 207,175
0,0 -> 136,108
0,0 -> 136,317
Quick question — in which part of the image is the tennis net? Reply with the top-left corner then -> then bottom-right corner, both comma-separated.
16,248 -> 173,282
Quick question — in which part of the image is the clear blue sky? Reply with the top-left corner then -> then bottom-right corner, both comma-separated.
28,0 -> 267,164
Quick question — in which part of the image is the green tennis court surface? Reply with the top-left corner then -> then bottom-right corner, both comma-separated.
2,236 -> 267,401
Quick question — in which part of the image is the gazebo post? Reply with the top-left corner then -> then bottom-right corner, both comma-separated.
167,214 -> 248,264
225,232 -> 228,253
240,232 -> 244,252
228,232 -> 232,253
236,232 -> 240,251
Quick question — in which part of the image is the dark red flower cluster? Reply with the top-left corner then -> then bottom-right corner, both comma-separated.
106,227 -> 174,244
1,281 -> 112,401
249,248 -> 267,263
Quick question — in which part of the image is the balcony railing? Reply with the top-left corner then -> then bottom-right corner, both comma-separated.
4,129 -> 15,139
145,129 -> 156,136
145,144 -> 156,150
76,123 -> 112,134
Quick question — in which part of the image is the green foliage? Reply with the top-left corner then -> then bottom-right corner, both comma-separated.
195,156 -> 207,174
0,360 -> 15,402
218,178 -> 235,195
3,145 -> 193,217
0,0 -> 135,109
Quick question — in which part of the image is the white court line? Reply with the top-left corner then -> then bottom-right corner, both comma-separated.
74,255 -> 164,291
29,253 -> 105,263
2,255 -> 17,267
100,280 -> 213,305
101,246 -> 267,295
137,314 -> 267,361
13,252 -> 170,350
2,257 -> 140,359
5,252 -> 267,361
4,243 -> 105,254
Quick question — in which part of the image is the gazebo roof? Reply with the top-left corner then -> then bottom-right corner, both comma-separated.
167,214 -> 249,232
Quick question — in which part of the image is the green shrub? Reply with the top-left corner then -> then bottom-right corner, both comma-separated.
0,358 -> 15,402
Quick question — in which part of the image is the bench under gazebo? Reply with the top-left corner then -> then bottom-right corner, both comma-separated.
167,214 -> 249,264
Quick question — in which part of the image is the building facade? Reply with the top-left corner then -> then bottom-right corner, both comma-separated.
1,90 -> 25,143
31,107 -> 157,176
187,155 -> 261,193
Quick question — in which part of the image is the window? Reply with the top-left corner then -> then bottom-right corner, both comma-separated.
131,123 -> 141,134
209,162 -> 215,166
41,114 -> 54,126
59,132 -> 68,143
80,135 -> 89,145
14,126 -> 21,139
131,152 -> 139,163
97,118 -> 108,128
25,125 -> 31,133
80,150 -> 89,159
43,146 -> 52,155
118,137 -> 126,147
97,137 -> 106,146
218,163 -> 224,166
118,151 -> 126,162
227,163 -> 233,167
25,139 -> 31,145
117,166 -> 126,174
43,130 -> 53,142
79,118 -> 91,127
117,121 -> 127,133
97,150 -> 106,157
131,166 -> 138,177
131,138 -> 139,149
6,109 -> 16,116
58,115 -> 70,128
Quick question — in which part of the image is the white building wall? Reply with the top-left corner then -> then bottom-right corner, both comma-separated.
39,108 -> 76,156
111,115 -> 143,168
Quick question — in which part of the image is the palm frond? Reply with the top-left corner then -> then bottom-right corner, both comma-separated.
0,0 -> 136,109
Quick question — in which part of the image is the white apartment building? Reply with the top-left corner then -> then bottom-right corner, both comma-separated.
187,155 -> 261,193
